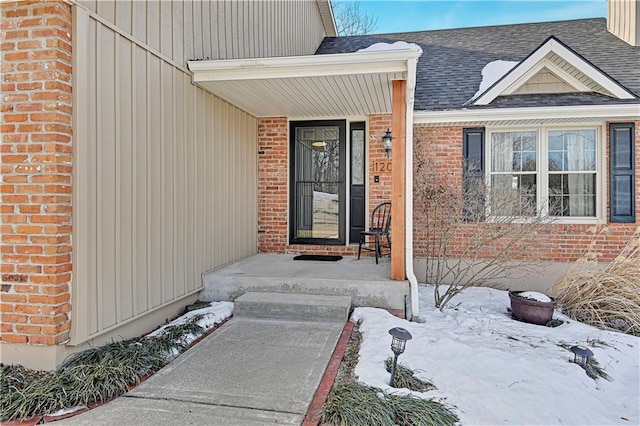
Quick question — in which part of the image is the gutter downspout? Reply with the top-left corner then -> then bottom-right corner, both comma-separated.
405,55 -> 421,322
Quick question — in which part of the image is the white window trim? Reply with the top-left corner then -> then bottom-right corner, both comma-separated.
486,124 -> 606,224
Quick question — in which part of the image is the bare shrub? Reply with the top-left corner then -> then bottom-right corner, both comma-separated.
551,226 -> 640,336
414,146 -> 553,311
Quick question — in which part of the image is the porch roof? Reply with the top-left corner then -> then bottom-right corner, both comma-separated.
187,48 -> 421,119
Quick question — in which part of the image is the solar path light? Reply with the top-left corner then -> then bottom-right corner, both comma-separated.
389,327 -> 412,387
570,345 -> 594,368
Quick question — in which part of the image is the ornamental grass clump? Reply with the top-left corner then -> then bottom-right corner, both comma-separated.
384,357 -> 435,392
388,393 -> 459,426
321,382 -> 458,426
1,315 -> 206,421
321,383 -> 395,426
552,227 -> 640,336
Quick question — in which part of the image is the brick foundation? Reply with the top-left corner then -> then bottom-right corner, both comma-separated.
1,0 -> 73,346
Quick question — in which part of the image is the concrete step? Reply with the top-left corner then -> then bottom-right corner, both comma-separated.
234,292 -> 351,323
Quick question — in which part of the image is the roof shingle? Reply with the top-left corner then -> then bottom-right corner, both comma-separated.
315,18 -> 640,111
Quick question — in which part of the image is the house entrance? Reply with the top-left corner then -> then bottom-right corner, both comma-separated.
289,120 -> 346,245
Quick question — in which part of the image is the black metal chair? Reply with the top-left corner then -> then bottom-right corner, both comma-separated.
357,202 -> 391,264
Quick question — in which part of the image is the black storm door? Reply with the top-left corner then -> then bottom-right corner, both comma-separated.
290,120 -> 346,245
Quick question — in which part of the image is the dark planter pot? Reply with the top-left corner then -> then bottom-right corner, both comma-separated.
509,291 -> 556,326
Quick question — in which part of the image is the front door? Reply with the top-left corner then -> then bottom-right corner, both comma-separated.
289,120 -> 346,245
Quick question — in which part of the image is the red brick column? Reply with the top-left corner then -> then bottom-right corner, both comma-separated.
368,114 -> 393,213
1,0 -> 73,346
257,117 -> 289,253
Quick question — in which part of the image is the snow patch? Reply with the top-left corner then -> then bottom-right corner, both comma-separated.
471,60 -> 519,101
146,301 -> 233,346
352,286 -> 639,425
518,291 -> 553,303
358,41 -> 423,56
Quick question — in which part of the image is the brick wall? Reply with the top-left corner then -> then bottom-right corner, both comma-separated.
1,0 -> 73,346
257,117 -> 288,253
257,114 -> 395,256
412,122 -> 640,262
367,114 -> 393,214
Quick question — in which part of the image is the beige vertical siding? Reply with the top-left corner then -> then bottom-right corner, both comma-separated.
513,69 -> 575,94
72,6 -> 258,343
608,0 -> 639,46
76,0 -> 327,64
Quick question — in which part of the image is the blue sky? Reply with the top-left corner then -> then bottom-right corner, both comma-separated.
353,1 -> 607,34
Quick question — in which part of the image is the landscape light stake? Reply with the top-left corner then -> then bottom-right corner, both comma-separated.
570,345 -> 594,368
389,327 -> 412,387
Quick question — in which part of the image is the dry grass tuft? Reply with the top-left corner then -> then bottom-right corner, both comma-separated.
552,227 -> 640,336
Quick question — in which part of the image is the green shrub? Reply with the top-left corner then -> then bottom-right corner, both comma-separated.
384,357 -> 435,392
321,383 -> 395,426
321,382 -> 458,426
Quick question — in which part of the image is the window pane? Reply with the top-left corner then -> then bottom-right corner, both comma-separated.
522,151 -> 536,171
491,174 -> 537,216
491,133 -> 511,172
549,131 -> 563,151
548,129 -> 596,172
548,173 -> 596,217
492,131 -> 537,172
522,132 -> 537,151
548,152 -> 562,171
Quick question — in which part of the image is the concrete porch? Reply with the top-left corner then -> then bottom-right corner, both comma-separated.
201,253 -> 409,312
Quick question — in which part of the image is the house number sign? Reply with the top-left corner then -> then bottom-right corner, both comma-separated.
373,161 -> 392,172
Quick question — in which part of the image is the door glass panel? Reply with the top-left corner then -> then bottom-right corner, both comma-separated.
294,126 -> 341,240
351,129 -> 365,185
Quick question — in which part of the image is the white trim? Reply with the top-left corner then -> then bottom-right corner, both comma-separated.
188,49 -> 420,82
316,0 -> 338,37
413,104 -> 640,125
471,38 -> 635,105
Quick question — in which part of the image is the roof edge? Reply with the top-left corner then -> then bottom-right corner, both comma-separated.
188,49 -> 421,82
469,36 -> 636,106
414,103 -> 640,124
317,0 -> 338,37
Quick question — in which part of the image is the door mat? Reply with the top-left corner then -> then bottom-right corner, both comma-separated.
293,254 -> 343,262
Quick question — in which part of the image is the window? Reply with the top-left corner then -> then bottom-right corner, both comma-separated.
487,126 -> 601,220
490,131 -> 537,216
547,130 -> 596,217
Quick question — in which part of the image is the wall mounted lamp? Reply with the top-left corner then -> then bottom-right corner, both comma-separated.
382,129 -> 392,158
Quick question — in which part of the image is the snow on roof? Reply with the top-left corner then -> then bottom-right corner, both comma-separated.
471,60 -> 519,101
358,41 -> 423,57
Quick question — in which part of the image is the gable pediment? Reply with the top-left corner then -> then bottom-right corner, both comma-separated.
468,37 -> 636,105
512,67 -> 577,95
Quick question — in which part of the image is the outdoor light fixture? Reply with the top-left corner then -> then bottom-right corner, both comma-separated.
570,345 -> 594,368
389,327 -> 412,387
381,129 -> 392,157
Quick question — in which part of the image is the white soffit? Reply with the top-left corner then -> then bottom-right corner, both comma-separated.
471,37 -> 636,105
187,49 -> 419,118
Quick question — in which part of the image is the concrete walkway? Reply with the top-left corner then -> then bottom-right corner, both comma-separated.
58,317 -> 344,425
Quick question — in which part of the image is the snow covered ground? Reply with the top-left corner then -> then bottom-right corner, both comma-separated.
352,286 -> 639,425
147,301 -> 233,348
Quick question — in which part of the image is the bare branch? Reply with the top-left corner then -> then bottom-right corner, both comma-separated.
333,1 -> 378,36
415,139 -> 555,311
